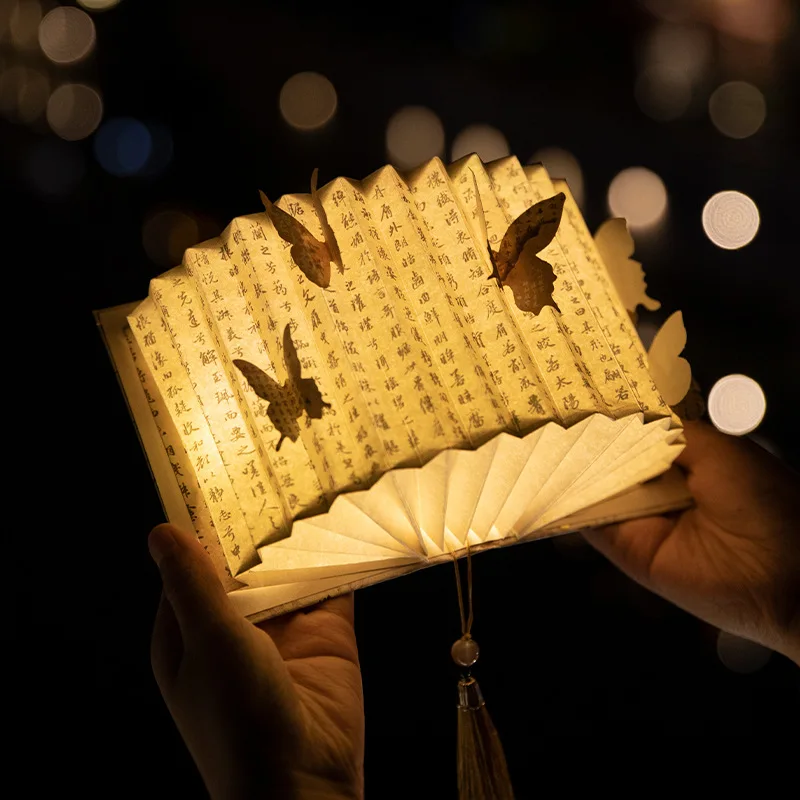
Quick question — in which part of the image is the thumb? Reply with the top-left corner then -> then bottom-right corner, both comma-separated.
148,523 -> 239,642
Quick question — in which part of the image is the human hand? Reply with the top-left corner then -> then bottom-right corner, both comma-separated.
148,523 -> 364,800
583,420 -> 800,665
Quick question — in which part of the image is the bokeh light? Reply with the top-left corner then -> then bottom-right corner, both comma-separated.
0,65 -> 48,123
607,167 -> 668,230
138,121 -> 174,177
635,66 -> 692,121
77,0 -> 122,10
385,106 -> 445,170
27,138 -> 86,196
279,72 -> 337,131
708,81 -> 766,139
708,374 -> 766,436
38,6 -> 96,65
94,117 -> 153,176
708,0 -> 793,45
7,0 -> 42,51
530,146 -> 584,207
635,23 -> 710,122
701,190 -> 759,249
47,83 -> 103,140
451,124 -> 509,163
644,23 -> 710,83
716,631 -> 772,674
0,66 -> 26,117
142,209 -> 201,267
16,66 -> 47,122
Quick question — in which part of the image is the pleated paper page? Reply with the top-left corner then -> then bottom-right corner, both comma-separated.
110,154 -> 687,617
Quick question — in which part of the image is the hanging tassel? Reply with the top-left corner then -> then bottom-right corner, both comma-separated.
451,546 -> 515,800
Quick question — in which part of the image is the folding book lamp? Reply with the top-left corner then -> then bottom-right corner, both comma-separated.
97,154 -> 696,798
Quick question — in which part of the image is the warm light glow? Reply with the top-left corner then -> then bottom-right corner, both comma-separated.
77,0 -> 122,10
8,0 -> 42,51
635,66 -> 692,121
702,190 -> 759,249
708,81 -> 766,139
0,67 -> 26,117
385,106 -> 445,170
607,167 -> 668,230
644,23 -> 711,82
143,209 -> 201,267
716,630 -> 772,674
279,72 -> 337,131
94,117 -> 153,176
16,66 -> 47,122
530,146 -> 584,207
451,124 -> 509,163
708,0 -> 793,45
27,138 -> 86,196
708,374 -> 766,436
0,65 -> 48,123
38,6 -> 96,65
46,83 -> 103,140
635,23 -> 710,122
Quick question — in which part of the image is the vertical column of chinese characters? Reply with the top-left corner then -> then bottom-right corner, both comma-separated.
466,157 -> 606,423
184,236 -> 294,540
219,213 -> 346,509
362,166 -> 512,447
129,297 -> 258,572
552,184 -> 669,419
151,270 -> 293,546
124,324 -> 240,588
489,158 -> 641,419
229,222 -> 329,520
352,177 -> 466,449
320,178 -> 450,468
411,158 -> 560,432
232,212 -> 314,501
243,210 -> 386,493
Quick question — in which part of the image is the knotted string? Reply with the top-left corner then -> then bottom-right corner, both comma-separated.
453,543 -> 474,639
450,542 -> 515,799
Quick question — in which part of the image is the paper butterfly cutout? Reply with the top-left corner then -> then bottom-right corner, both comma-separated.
484,189 -> 566,315
648,310 -> 692,407
259,169 -> 341,289
594,218 -> 660,314
234,325 -> 330,450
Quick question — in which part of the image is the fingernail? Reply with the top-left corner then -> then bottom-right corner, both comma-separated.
148,525 -> 176,565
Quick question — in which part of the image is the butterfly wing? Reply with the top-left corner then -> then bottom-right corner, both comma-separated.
260,190 -> 332,288
492,192 -> 565,282
233,357 -> 297,450
594,218 -> 660,313
233,358 -> 283,406
503,248 -> 561,315
648,311 -> 691,406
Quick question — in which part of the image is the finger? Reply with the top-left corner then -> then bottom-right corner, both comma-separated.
311,592 -> 355,625
581,515 -> 676,589
148,523 -> 239,643
151,591 -> 183,691
258,593 -> 357,658
675,420 -> 719,472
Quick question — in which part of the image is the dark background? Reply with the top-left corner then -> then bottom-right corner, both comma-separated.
7,0 -> 799,795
